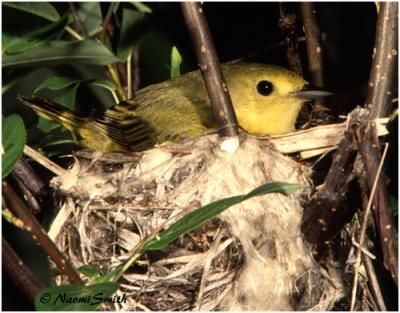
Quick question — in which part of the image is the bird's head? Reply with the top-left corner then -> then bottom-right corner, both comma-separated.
223,63 -> 330,135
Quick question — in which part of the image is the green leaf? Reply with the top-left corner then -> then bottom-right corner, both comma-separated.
54,84 -> 81,111
131,2 -> 153,13
90,79 -> 117,92
34,282 -> 119,311
72,3 -> 102,36
34,77 -> 89,94
93,268 -> 121,284
3,14 -> 69,55
141,182 -> 300,252
77,265 -> 101,280
2,115 -> 26,178
117,7 -> 148,61
170,46 -> 182,79
3,40 -> 121,68
3,2 -> 60,22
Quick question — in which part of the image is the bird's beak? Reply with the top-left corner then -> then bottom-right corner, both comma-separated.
292,85 -> 332,100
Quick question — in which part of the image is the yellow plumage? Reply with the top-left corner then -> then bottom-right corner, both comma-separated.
18,63 -> 316,152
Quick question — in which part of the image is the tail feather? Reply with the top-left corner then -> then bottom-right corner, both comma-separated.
17,96 -> 85,131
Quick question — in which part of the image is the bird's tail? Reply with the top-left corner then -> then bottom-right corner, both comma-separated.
17,96 -> 85,131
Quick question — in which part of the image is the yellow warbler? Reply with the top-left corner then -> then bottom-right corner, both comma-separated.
18,63 -> 328,152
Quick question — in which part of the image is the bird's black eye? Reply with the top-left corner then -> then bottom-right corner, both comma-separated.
256,80 -> 274,96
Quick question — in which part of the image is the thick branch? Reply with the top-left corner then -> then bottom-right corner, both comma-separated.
301,110 -> 360,258
366,2 -> 398,119
356,123 -> 398,285
2,181 -> 83,285
3,238 -> 44,302
181,2 -> 240,138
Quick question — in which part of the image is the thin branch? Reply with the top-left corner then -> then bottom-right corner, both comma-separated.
2,181 -> 83,285
278,3 -> 303,75
23,145 -> 66,177
65,26 -> 84,41
365,2 -> 398,119
132,49 -> 141,96
3,238 -> 44,302
350,142 -> 389,310
69,2 -> 89,38
127,53 -> 133,99
300,2 -> 324,87
361,253 -> 387,311
99,2 -> 117,44
181,2 -> 240,139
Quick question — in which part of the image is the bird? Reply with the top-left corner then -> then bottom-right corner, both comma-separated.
18,63 -> 329,152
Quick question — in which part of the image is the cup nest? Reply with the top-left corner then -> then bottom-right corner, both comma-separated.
48,135 -> 345,310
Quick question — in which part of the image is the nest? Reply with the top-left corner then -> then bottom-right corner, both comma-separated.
47,134 -> 345,310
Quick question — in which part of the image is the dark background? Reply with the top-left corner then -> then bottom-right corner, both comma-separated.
3,2 -> 397,310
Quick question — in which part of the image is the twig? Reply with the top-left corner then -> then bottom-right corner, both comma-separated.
99,3 -> 126,102
300,2 -> 324,87
361,253 -> 387,311
3,238 -> 44,302
99,2 -> 117,44
132,49 -> 141,95
350,142 -> 389,310
365,2 -> 398,119
278,3 -> 303,75
3,181 -> 83,285
23,145 -> 66,177
181,2 -> 240,139
65,26 -> 84,41
127,53 -> 133,99
69,2 -> 89,38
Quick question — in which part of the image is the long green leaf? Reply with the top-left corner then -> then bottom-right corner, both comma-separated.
3,40 -> 120,68
3,2 -> 60,22
34,77 -> 89,93
2,115 -> 26,178
141,182 -> 300,252
34,282 -> 118,311
3,15 -> 69,55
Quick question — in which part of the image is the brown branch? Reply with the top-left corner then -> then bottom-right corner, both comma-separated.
13,158 -> 47,198
3,238 -> 44,303
69,2 -> 89,38
365,2 -> 398,119
181,2 -> 240,138
300,2 -> 324,87
12,157 -> 50,215
301,110 -> 362,259
278,3 -> 303,75
2,181 -> 83,285
356,122 -> 398,285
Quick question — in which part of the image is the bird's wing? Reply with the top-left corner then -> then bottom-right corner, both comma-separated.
92,100 -> 156,151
